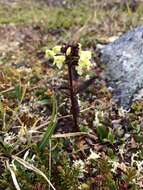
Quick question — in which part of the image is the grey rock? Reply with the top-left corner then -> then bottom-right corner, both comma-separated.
101,26 -> 143,109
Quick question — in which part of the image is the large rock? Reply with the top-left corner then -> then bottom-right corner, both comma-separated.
101,26 -> 143,109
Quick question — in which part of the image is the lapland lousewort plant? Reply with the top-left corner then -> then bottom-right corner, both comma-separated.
45,43 -> 94,131
45,44 -> 92,75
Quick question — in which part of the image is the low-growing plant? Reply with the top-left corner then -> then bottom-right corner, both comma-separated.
45,43 -> 95,131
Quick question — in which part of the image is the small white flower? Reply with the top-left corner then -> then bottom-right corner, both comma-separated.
118,107 -> 129,117
73,159 -> 86,178
4,132 -> 16,145
87,149 -> 100,160
73,159 -> 85,171
108,159 -> 119,173
131,152 -> 143,175
19,104 -> 29,113
108,159 -> 127,174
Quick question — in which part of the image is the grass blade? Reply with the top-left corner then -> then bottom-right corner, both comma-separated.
0,97 -> 4,118
6,161 -> 21,190
12,156 -> 56,190
39,95 -> 57,151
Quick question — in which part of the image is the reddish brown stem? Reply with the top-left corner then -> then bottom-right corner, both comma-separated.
67,62 -> 79,132
62,43 -> 80,131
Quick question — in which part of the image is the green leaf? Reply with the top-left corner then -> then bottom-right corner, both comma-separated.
15,85 -> 22,101
39,95 -> 57,151
134,135 -> 143,143
96,125 -> 108,141
37,99 -> 49,105
107,131 -> 115,144
107,148 -> 115,160
106,175 -> 117,190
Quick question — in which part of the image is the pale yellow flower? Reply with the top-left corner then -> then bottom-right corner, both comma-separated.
53,55 -> 65,69
45,49 -> 55,59
52,45 -> 62,54
76,58 -> 92,75
76,50 -> 92,75
45,44 -> 93,74
79,50 -> 92,61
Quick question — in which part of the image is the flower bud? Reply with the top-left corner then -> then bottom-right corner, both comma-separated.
66,47 -> 71,56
